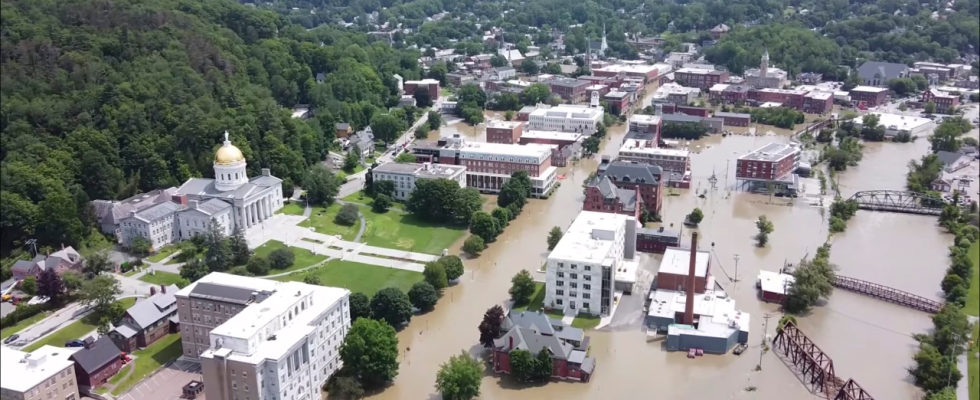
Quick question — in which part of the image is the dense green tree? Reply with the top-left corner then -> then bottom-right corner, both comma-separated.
491,208 -> 511,229
229,227 -> 251,266
924,101 -> 937,114
929,118 -> 971,153
408,281 -> 440,311
859,114 -> 886,142
267,248 -> 296,270
370,287 -> 414,327
246,257 -> 271,276
180,258 -> 211,282
83,251 -> 114,278
344,148 -> 362,172
423,261 -> 449,290
439,255 -> 465,281
462,235 -> 485,256
406,179 -> 479,224
349,292 -> 372,321
340,318 -> 400,388
435,351 -> 483,400
469,212 -> 500,242
547,226 -> 563,250
20,276 -> 37,295
60,271 -> 84,293
533,348 -> 555,381
909,342 -> 962,394
687,208 -> 704,225
509,269 -> 536,305
520,83 -> 551,106
582,136 -> 600,155
336,203 -> 360,226
508,349 -> 537,382
371,113 -> 405,145
478,305 -> 505,347
661,122 -> 709,140
305,165 -> 342,206
907,154 -> 944,193
78,275 -> 121,317
489,54 -> 509,67
373,180 -> 396,198
755,215 -> 774,247
427,111 -> 443,131
325,375 -> 364,400
372,194 -> 393,213
128,237 -> 153,257
205,223 -> 232,271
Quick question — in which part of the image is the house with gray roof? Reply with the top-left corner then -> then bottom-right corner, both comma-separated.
583,175 -> 643,219
857,61 -> 910,87
491,310 -> 595,382
348,127 -> 375,158
596,159 -> 665,215
91,188 -> 178,239
69,336 -> 124,389
10,245 -> 83,280
108,284 -> 180,353
936,150 -> 971,172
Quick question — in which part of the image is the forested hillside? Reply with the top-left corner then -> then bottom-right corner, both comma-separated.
0,0 -> 423,255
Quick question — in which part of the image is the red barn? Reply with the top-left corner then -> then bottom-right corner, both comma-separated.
69,336 -> 124,389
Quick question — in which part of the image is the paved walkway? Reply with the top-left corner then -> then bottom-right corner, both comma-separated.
956,315 -> 978,400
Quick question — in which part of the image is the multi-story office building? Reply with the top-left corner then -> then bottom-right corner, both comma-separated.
748,88 -> 807,110
1,345 -> 80,400
736,143 -> 800,181
673,68 -> 729,89
403,79 -> 440,99
617,141 -> 691,178
546,77 -> 591,101
526,104 -> 604,135
486,121 -> 524,144
628,115 -> 662,143
649,83 -> 700,105
545,211 -> 637,316
802,91 -> 834,114
371,162 -> 467,200
176,272 -> 283,358
849,86 -> 889,107
921,88 -> 960,113
198,275 -> 351,400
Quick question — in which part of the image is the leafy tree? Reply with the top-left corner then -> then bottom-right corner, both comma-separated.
687,208 -> 704,225
469,212 -> 500,242
582,136 -> 600,155
340,318 -> 400,388
267,248 -> 296,270
924,101 -> 936,114
491,208 -> 511,229
452,188 -> 483,225
372,194 -> 393,213
859,114 -> 887,141
547,226 -> 563,250
60,271 -> 84,293
907,154 -> 944,192
180,258 -> 210,282
20,276 -> 37,295
509,349 -> 537,382
128,237 -> 153,257
925,387 -> 957,400
929,117 -> 971,153
414,126 -> 431,140
83,251 -> 114,278
783,247 -> 837,313
413,87 -> 433,108
509,269 -> 536,305
661,122 -> 709,140
394,152 -> 417,163
305,165 -> 342,206
543,63 -> 563,75
427,111 -> 442,131
325,375 -> 364,400
478,305 -> 505,347
349,292 -> 372,321
533,348 -> 555,380
344,149 -> 361,172
370,113 -> 405,145
205,223 -> 232,271
373,180 -> 395,198
227,266 -> 254,276
520,83 -> 551,106
439,255 -> 465,281
504,110 -> 515,121
406,179 -> 478,224
435,351 -> 483,400
336,203 -> 360,226
489,54 -> 509,67
456,84 -> 487,109
229,227 -> 251,266
246,257 -> 270,276
909,341 -> 961,394
408,281 -> 439,312
423,261 -> 449,290
35,269 -> 63,303
78,275 -> 122,317
370,287 -> 414,327
462,235 -> 485,256
755,215 -> 774,247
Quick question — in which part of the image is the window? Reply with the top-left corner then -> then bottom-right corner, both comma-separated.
583,302 -> 590,309
556,289 -> 564,296
584,265 -> 592,271
583,293 -> 591,299
556,299 -> 563,305
570,282 -> 578,288
556,271 -> 564,278
556,280 -> 564,287
584,275 -> 591,281
571,264 -> 577,270
583,284 -> 591,290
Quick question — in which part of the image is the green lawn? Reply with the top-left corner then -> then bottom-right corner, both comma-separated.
965,241 -> 978,400
146,245 -> 179,263
1,311 -> 51,339
299,204 -> 361,240
275,260 -> 422,296
252,240 -> 328,274
358,206 -> 465,255
139,271 -> 184,287
571,315 -> 601,330
513,283 -> 545,312
278,202 -> 306,216
110,334 -> 183,396
23,298 -> 137,352
342,191 -> 373,205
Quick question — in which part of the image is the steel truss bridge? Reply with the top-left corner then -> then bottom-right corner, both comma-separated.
846,190 -> 944,215
773,321 -> 875,400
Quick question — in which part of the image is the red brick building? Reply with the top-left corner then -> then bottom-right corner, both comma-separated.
802,91 -> 834,114
404,79 -> 440,99
628,114 -> 662,141
517,106 -> 536,121
596,160 -> 665,216
486,121 -> 524,144
674,68 -> 729,89
712,112 -> 751,127
735,143 -> 800,181
921,88 -> 960,113
656,247 -> 711,293
547,77 -> 590,101
70,336 -> 124,389
849,86 -> 889,107
492,310 -> 595,382
108,284 -> 180,353
636,227 -> 681,254
583,176 -> 642,219
749,88 -> 807,110
603,91 -> 631,115
675,106 -> 710,117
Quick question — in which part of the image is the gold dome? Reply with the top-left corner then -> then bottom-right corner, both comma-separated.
214,131 -> 245,165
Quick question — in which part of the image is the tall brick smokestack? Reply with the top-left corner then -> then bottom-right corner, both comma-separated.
684,232 -> 698,326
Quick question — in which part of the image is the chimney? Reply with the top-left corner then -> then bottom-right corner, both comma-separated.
189,200 -> 199,209
262,168 -> 271,176
509,336 -> 514,349
61,243 -> 65,250
150,286 -> 157,296
684,232 -> 698,326
160,284 -> 167,294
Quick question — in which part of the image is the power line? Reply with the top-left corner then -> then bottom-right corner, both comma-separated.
760,313 -> 773,369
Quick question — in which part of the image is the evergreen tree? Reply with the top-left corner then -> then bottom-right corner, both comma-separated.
229,227 -> 251,266
205,223 -> 232,271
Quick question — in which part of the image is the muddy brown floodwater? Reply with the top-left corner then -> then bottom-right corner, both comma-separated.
369,94 -> 957,400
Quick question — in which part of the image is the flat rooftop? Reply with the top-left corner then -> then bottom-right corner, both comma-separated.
629,114 -> 662,125
713,112 -> 751,119
458,141 -> 554,159
1,345 -> 80,393
529,105 -> 603,121
850,86 -> 889,93
520,130 -> 583,142
595,64 -> 659,74
861,112 -> 933,131
757,88 -> 808,95
656,83 -> 700,96
675,68 -> 725,75
619,141 -> 690,158
738,142 -> 799,163
486,120 -> 524,129
548,211 -> 629,264
659,247 -> 710,278
616,259 -> 639,285
805,91 -> 833,100
176,271 -> 281,299
758,270 -> 794,295
373,162 -> 465,178
709,83 -> 730,92
648,289 -> 750,338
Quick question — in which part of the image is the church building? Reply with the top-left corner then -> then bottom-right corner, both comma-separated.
117,132 -> 284,250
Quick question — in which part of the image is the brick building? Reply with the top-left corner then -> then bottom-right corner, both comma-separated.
403,79 -> 440,99
921,88 -> 959,113
69,337 -> 124,389
603,91 -> 631,115
712,112 -> 751,127
673,68 -> 729,89
749,88 -> 807,110
486,121 -> 525,144
596,160 -> 665,216
547,77 -> 590,101
593,64 -> 661,82
583,176 -> 642,219
628,114 -> 662,142
849,86 -> 889,107
674,106 -> 710,117
108,284 -> 180,353
492,310 -> 595,382
736,143 -> 800,182
519,130 -> 584,167
802,91 -> 834,114
636,227 -> 681,254
615,143 -> 692,189
656,247 -> 712,293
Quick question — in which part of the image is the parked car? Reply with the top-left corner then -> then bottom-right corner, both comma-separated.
64,339 -> 85,347
3,334 -> 19,344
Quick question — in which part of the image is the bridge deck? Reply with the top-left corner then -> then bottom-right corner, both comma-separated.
831,276 -> 942,314
847,190 -> 945,216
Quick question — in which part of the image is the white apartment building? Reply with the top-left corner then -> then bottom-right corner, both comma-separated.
1,345 -> 80,400
197,275 -> 351,400
372,162 -> 467,201
617,142 -> 691,174
545,211 -> 637,316
526,104 -> 604,135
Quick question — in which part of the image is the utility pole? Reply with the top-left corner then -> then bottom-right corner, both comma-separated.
733,254 -> 740,290
759,313 -> 772,369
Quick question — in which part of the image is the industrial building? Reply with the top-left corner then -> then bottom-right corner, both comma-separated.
645,233 -> 750,355
855,113 -> 934,139
757,270 -> 794,303
656,247 -> 712,293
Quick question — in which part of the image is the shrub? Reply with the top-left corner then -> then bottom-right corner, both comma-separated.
335,203 -> 360,226
463,236 -> 485,256
268,248 -> 295,270
408,281 -> 439,311
246,257 -> 271,276
423,262 -> 449,290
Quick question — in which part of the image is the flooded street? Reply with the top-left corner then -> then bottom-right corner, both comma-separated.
367,97 -> 966,400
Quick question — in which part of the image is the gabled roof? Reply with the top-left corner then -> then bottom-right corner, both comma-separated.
124,285 -> 179,329
493,326 -> 573,360
336,122 -> 351,130
69,336 -> 120,374
600,162 -> 663,185
857,61 -> 909,80
936,150 -> 966,166
10,260 -> 36,273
